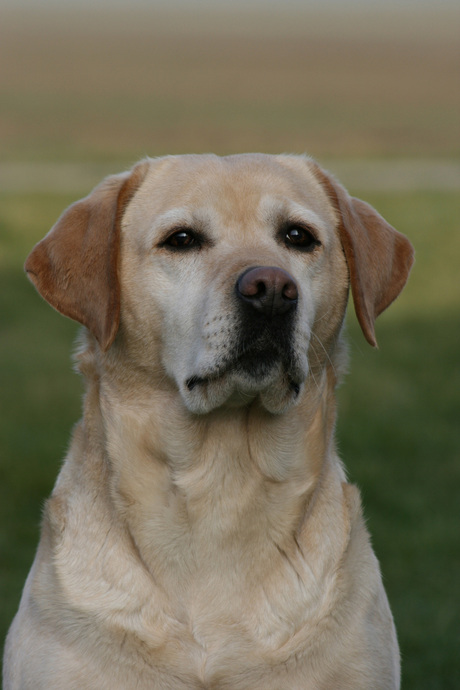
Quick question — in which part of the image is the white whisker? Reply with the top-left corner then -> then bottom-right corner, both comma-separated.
311,331 -> 337,378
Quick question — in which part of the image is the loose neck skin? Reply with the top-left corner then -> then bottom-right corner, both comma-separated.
76,334 -> 342,587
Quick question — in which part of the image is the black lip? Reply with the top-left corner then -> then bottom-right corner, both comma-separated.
186,376 -> 207,391
185,369 -> 302,401
290,381 -> 301,396
185,342 -> 302,394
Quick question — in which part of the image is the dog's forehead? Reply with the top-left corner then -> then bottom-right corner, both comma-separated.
127,154 -> 337,231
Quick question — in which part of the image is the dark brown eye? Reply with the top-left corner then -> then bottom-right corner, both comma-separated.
165,230 -> 198,249
284,225 -> 319,251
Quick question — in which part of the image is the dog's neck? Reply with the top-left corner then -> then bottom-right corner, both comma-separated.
76,334 -> 344,591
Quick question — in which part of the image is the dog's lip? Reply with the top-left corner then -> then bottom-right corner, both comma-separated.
185,346 -> 266,392
185,334 -> 304,394
186,375 -> 208,391
185,363 -> 303,395
185,366 -> 230,391
185,372 -> 301,399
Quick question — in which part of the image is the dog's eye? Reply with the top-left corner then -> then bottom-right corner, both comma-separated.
284,225 -> 319,251
164,230 -> 199,249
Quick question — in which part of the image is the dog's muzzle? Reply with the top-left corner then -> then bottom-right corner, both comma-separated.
231,265 -> 299,380
183,266 -> 304,412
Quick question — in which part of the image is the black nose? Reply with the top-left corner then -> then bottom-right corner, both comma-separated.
236,266 -> 298,316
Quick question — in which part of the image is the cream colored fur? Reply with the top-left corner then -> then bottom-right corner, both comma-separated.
3,154 -> 414,689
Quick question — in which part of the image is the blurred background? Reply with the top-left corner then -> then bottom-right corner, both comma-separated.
1,0 -> 459,686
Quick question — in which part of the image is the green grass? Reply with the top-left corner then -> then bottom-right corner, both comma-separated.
339,316 -> 460,688
0,194 -> 82,642
337,191 -> 460,687
1,189 -> 459,686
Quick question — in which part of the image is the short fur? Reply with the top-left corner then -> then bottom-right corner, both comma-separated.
4,154 -> 414,689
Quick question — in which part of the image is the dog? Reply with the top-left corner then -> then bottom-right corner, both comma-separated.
3,154 -> 414,689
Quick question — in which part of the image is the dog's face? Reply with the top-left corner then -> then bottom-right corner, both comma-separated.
119,154 -> 349,414
25,153 -> 414,415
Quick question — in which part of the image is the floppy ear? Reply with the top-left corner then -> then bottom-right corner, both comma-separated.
24,160 -> 149,351
311,163 -> 414,347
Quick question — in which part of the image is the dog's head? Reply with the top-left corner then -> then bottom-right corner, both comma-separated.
25,154 -> 414,414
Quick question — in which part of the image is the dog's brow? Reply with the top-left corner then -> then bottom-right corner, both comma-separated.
151,207 -> 221,244
153,208 -> 194,232
259,196 -> 328,239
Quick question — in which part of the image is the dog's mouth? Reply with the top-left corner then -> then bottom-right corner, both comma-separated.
186,372 -> 301,397
184,332 -> 305,412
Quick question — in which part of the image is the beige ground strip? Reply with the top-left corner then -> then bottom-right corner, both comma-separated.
1,160 -> 459,194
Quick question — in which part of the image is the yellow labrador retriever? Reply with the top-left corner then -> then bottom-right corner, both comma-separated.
4,154 -> 414,689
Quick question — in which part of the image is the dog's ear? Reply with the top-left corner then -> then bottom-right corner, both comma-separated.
311,163 -> 414,347
25,160 -> 149,351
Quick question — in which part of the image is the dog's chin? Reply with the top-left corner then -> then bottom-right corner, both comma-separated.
180,359 -> 307,415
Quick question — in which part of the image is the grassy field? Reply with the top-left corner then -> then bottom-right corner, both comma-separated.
1,3 -> 459,687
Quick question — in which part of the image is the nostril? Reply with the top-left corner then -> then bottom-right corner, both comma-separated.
241,278 -> 266,299
282,280 -> 298,302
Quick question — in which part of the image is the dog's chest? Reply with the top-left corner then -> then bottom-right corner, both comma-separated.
113,448 -> 336,684
141,539 -> 330,688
